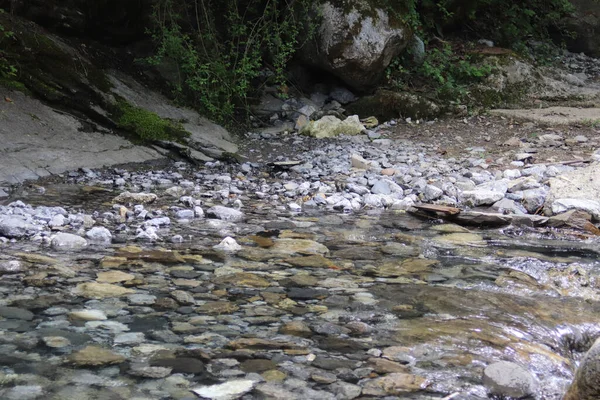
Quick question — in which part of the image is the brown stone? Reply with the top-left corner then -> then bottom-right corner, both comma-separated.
227,338 -> 306,350
67,346 -> 126,366
283,255 -> 333,268
96,271 -> 135,283
368,358 -> 409,373
362,373 -> 429,396
279,321 -> 312,337
196,301 -> 239,315
214,273 -> 270,288
240,359 -> 277,373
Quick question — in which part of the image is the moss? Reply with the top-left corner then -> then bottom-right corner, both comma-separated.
0,76 -> 28,92
115,99 -> 189,143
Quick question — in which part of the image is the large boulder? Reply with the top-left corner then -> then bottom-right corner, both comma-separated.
565,337 -> 600,400
299,1 -> 410,91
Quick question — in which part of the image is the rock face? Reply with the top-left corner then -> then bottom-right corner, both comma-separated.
564,0 -> 600,57
299,1 -> 410,91
565,337 -> 600,400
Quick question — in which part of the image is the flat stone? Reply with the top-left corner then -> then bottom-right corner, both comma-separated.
214,273 -> 270,288
362,373 -> 429,396
68,310 -> 108,321
74,282 -> 135,299
113,192 -> 157,204
196,301 -> 239,314
270,239 -> 329,256
192,379 -> 257,400
128,363 -> 172,378
206,206 -> 244,222
0,306 -> 34,320
127,294 -> 157,305
151,357 -> 205,374
96,271 -> 135,283
240,359 -> 277,373
67,346 -> 126,366
283,255 -> 333,268
114,332 -> 145,345
42,336 -> 71,348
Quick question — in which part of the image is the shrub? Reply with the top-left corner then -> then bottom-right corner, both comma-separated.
145,0 -> 313,123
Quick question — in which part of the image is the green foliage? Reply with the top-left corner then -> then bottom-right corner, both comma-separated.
0,9 -> 20,89
387,42 -> 493,102
145,0 -> 314,123
413,0 -> 575,49
116,99 -> 189,142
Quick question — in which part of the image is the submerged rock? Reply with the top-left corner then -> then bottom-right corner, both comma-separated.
192,379 -> 257,400
483,361 -> 537,398
51,233 -> 88,250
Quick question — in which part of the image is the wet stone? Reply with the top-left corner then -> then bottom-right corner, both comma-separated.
67,346 -> 126,366
0,306 -> 34,321
127,293 -> 157,305
483,361 -> 537,398
150,357 -> 205,374
240,359 -> 277,373
311,356 -> 358,371
287,287 -> 328,300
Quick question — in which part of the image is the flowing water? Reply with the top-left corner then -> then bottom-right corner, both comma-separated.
1,183 -> 599,399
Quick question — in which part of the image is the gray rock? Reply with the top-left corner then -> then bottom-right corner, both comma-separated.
2,385 -> 44,400
551,199 -> 600,220
128,363 -> 172,378
207,206 -> 244,222
330,87 -> 357,104
328,381 -> 362,400
51,233 -> 88,250
521,188 -> 548,214
565,337 -> 600,400
114,332 -> 145,345
0,216 -> 38,238
459,190 -> 504,207
85,227 -> 112,243
423,185 -> 443,201
371,181 -> 392,195
483,361 -> 537,398
127,294 -> 157,305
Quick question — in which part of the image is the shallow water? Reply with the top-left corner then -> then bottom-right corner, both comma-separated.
1,183 -> 600,399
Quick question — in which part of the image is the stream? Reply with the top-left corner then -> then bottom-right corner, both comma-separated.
0,179 -> 599,400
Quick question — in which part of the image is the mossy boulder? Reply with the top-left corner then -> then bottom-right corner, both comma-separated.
299,0 -> 411,92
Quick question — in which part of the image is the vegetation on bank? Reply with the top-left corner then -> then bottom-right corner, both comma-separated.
115,99 -> 189,142
143,0 -> 578,120
144,0 -> 314,123
384,0 -> 576,104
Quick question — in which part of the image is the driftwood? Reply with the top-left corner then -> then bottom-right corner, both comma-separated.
409,204 -> 548,228
411,204 -> 460,215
